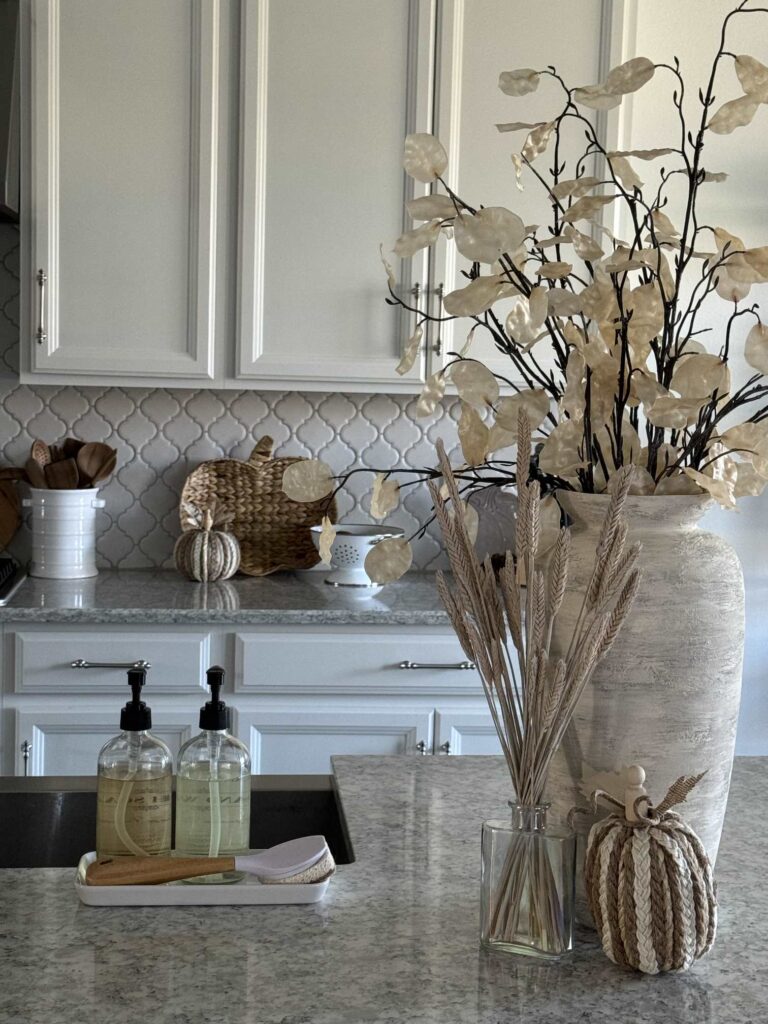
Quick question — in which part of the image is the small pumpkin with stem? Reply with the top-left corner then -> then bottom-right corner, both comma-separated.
174,500 -> 241,582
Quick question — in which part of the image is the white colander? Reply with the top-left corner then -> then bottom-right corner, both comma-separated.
310,523 -> 404,588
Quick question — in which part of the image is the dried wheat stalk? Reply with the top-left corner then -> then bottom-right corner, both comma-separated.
432,410 -> 641,809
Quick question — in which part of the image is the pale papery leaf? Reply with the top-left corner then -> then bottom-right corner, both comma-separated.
318,516 -> 336,565
630,369 -> 667,408
528,286 -> 548,329
378,244 -> 396,289
414,370 -> 446,418
679,338 -> 707,354
486,422 -> 517,454
683,468 -> 735,509
563,225 -> 604,261
654,472 -> 704,496
461,502 -> 480,546
546,289 -> 584,316
511,152 -> 524,191
646,395 -> 708,429
282,459 -> 334,502
535,261 -> 572,279
702,170 -> 728,183
454,207 -> 525,263
735,54 -> 768,102
459,324 -> 478,358
365,537 -> 413,583
494,389 -> 550,433
607,147 -> 677,160
634,247 -> 675,295
561,349 -> 586,421
538,420 -> 585,477
625,282 -> 664,350
393,219 -> 442,259
574,57 -> 655,109
403,133 -> 448,183
671,353 -> 730,399
495,121 -> 541,133
521,121 -> 555,162
406,194 -> 458,221
745,321 -> 768,374
609,154 -> 643,191
720,421 -> 768,466
498,68 -> 540,96
370,473 -> 400,520
537,234 -> 570,248
561,194 -> 615,225
550,176 -> 600,200
395,326 -> 423,376
707,94 -> 759,134
734,462 -> 768,498
572,85 -> 621,110
458,402 -> 490,466
651,209 -> 680,243
505,299 -> 538,347
443,275 -> 508,316
450,359 -> 500,408
624,466 -> 656,495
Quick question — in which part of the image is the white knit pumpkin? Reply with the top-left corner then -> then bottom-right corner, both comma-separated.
174,505 -> 240,582
584,770 -> 717,974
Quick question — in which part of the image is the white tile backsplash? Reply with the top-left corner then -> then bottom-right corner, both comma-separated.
0,225 -> 459,569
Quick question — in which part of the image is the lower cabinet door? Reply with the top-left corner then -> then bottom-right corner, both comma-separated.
434,709 -> 502,757
238,709 -> 434,774
14,711 -> 197,776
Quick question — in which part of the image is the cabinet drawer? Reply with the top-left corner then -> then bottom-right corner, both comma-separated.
235,629 -> 480,695
10,629 -> 211,694
238,708 -> 433,774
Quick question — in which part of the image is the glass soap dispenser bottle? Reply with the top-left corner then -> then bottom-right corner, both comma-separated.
96,667 -> 173,858
175,665 -> 251,882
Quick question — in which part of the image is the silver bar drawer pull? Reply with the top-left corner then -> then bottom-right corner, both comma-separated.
398,660 -> 476,671
36,269 -> 47,345
71,659 -> 152,670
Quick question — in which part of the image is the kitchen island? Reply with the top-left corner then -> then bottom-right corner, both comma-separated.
0,756 -> 764,1023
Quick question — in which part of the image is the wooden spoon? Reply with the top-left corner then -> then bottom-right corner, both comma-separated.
77,443 -> 116,487
61,437 -> 85,460
44,458 -> 79,489
90,450 -> 117,486
25,458 -> 47,489
30,440 -> 51,468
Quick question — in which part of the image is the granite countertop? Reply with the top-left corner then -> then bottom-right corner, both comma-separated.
0,756 -> 764,1024
0,569 -> 451,625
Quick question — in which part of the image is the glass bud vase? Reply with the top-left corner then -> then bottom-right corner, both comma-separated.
480,802 -> 576,960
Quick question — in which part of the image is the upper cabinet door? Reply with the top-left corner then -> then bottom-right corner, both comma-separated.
428,0 -> 608,381
22,0 -> 223,384
235,0 -> 436,392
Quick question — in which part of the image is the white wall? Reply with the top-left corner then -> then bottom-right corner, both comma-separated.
625,1 -> 768,752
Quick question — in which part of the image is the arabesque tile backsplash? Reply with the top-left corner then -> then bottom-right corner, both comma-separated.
0,225 -> 459,569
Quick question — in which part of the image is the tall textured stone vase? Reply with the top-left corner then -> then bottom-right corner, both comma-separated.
548,493 -> 744,913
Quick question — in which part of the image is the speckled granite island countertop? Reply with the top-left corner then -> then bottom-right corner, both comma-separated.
0,569 -> 451,625
0,756 -> 764,1024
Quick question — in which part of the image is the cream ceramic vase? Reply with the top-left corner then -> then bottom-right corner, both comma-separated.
548,493 -> 744,910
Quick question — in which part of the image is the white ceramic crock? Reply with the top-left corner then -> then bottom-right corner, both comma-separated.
23,488 -> 106,579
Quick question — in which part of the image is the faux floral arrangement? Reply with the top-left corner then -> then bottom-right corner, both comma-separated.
284,4 -> 768,583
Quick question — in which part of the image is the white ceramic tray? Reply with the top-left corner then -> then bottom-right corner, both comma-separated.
75,852 -> 331,906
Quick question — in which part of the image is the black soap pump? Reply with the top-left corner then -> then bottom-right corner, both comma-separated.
175,666 -> 251,880
95,667 -> 173,858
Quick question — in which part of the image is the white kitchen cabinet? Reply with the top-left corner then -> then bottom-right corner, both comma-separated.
21,0 -> 227,386
233,0 -> 433,391
430,0 -> 609,379
238,707 -> 434,775
14,709 -> 196,776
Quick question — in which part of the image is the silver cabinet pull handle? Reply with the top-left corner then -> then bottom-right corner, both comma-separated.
20,740 -> 32,776
432,282 -> 444,356
36,269 -> 47,345
415,740 -> 429,756
439,741 -> 451,755
398,660 -> 475,671
71,658 -> 151,670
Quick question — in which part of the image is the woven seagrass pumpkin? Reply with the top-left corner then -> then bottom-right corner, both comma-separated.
180,436 -> 336,576
584,766 -> 717,974
174,502 -> 240,582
